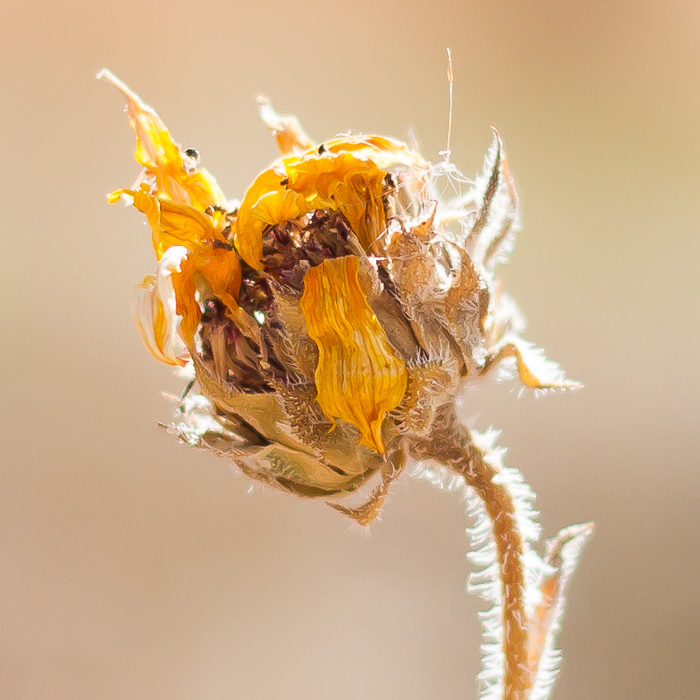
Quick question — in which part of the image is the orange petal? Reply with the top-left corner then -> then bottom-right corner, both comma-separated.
99,69 -> 225,210
193,247 -> 242,319
161,245 -> 244,349
169,256 -> 201,347
300,256 -> 407,453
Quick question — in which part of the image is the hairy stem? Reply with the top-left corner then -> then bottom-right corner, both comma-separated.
452,439 -> 529,700
412,405 -> 530,700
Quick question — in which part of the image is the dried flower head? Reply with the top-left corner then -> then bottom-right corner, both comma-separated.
101,68 -> 592,700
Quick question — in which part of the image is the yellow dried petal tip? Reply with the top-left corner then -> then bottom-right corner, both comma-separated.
300,256 -> 408,453
98,69 -> 225,210
257,96 -> 314,156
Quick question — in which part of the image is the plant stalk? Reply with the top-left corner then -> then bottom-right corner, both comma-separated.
412,405 -> 531,700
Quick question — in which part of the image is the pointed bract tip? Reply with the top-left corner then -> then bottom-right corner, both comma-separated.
96,68 -> 143,106
546,521 -> 596,561
97,68 -> 123,89
489,126 -> 504,151
579,521 -> 596,537
257,96 -> 277,126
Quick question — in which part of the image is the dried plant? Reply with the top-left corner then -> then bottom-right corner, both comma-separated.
100,67 -> 592,700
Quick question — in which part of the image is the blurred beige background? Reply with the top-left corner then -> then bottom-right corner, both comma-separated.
1,1 -> 699,698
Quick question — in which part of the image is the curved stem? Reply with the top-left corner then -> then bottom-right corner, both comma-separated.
450,441 -> 529,700
412,405 -> 530,700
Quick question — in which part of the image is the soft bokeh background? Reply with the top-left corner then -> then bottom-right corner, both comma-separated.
2,1 -> 698,698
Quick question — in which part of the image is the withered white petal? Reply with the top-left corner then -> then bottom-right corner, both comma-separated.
157,248 -> 190,362
130,246 -> 190,365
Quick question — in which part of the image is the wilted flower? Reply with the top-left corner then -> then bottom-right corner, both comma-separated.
101,68 -> 592,700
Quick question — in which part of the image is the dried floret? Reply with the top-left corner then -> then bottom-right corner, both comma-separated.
101,68 -> 591,700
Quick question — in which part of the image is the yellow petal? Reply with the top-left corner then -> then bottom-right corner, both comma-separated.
113,186 -> 243,348
235,151 -> 390,266
234,168 -> 287,269
257,97 -> 314,156
285,151 -> 388,250
300,256 -> 407,453
110,186 -> 227,259
166,250 -> 200,347
157,243 -> 244,349
193,246 -> 243,319
99,69 -> 225,210
167,245 -> 247,348
324,134 -> 427,171
249,188 -> 318,232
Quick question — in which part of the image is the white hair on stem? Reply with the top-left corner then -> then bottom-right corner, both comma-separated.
413,428 -> 590,700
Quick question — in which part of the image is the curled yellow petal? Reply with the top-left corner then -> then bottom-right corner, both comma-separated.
162,245 -> 245,349
300,256 -> 407,453
99,69 -> 225,209
111,187 -> 242,348
193,246 -> 243,325
234,169 -> 289,269
235,151 -> 389,267
286,152 -> 388,250
324,134 -> 427,171
286,151 -> 388,250
109,186 -> 228,259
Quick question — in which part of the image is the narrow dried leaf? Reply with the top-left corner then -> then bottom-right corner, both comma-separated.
528,523 -> 595,700
484,337 -> 583,391
468,129 -> 502,244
